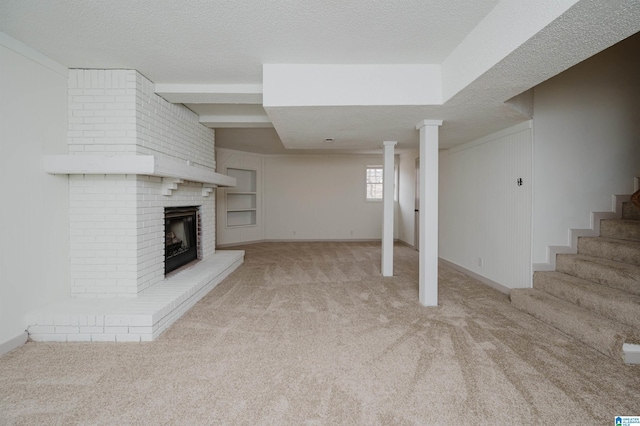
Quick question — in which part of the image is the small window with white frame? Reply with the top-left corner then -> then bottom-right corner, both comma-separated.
366,166 -> 383,201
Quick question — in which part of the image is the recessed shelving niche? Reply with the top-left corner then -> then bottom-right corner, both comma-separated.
226,168 -> 257,227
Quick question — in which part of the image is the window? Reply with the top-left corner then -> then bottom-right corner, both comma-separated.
366,166 -> 383,201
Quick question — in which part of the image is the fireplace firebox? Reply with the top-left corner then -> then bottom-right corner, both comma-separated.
165,206 -> 199,274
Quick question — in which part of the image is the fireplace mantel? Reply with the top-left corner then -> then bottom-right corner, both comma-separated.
43,155 -> 236,189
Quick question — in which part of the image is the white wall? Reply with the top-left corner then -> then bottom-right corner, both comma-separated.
264,154 -> 387,240
216,149 -> 393,244
216,149 -> 265,245
438,123 -> 532,289
0,40 -> 69,350
532,33 -> 640,264
264,64 -> 441,106
398,150 -> 419,247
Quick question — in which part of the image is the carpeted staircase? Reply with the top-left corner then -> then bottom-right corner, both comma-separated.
511,199 -> 640,362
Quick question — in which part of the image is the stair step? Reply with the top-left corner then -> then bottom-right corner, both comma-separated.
534,271 -> 640,329
556,254 -> 640,296
622,201 -> 640,221
578,237 -> 640,266
600,219 -> 640,241
510,289 -> 640,360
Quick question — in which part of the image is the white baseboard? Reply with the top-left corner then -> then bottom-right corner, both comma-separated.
0,331 -> 28,357
439,258 -> 511,295
217,238 -> 383,248
395,239 -> 416,249
623,343 -> 640,365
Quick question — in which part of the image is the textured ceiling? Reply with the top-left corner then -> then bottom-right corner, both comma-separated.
1,0 -> 639,153
0,0 -> 499,84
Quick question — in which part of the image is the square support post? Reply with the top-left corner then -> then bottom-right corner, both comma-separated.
416,120 -> 442,306
381,141 -> 397,277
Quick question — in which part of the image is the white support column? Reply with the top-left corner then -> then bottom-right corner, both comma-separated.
381,141 -> 397,277
416,120 -> 443,306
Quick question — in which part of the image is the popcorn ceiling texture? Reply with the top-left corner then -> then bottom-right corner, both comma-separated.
2,1 -> 639,151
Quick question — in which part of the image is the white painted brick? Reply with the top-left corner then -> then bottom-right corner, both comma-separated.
83,104 -> 106,112
128,326 -> 154,334
72,278 -> 97,286
72,109 -> 94,117
29,314 -> 54,325
30,334 -> 67,342
85,88 -> 105,97
104,89 -> 127,96
104,326 -> 129,334
66,334 -> 92,342
128,315 -> 153,326
55,326 -> 80,334
80,326 -> 104,333
88,70 -> 97,87
28,325 -> 55,334
53,315 -> 71,326
94,96 -> 114,103
104,315 -> 132,326
91,334 -> 117,342
72,95 -> 94,103
116,334 -> 142,342
76,70 -> 84,87
68,69 -> 216,298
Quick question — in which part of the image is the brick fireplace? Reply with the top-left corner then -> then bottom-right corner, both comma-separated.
26,70 -> 243,342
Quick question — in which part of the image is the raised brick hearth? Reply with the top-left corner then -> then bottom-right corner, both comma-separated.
27,252 -> 242,342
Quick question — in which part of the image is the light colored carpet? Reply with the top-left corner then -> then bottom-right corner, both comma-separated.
1,242 -> 639,425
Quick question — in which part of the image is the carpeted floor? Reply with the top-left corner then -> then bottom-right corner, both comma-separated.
1,242 -> 639,425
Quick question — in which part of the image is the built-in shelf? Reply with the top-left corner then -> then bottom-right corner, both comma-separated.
226,168 -> 257,227
227,211 -> 257,228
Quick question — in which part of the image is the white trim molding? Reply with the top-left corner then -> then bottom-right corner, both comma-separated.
623,343 -> 640,365
0,32 -> 68,77
532,193 -> 630,272
0,331 -> 28,357
440,258 -> 512,295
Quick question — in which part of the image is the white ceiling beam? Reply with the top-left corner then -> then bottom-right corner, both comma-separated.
199,115 -> 273,128
441,0 -> 579,102
155,84 -> 263,104
263,64 -> 441,107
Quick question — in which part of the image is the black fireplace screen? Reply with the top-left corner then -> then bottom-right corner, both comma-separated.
165,206 -> 199,274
